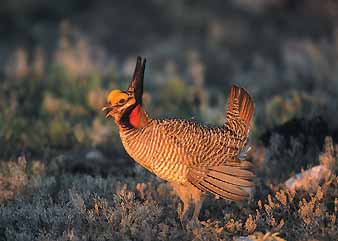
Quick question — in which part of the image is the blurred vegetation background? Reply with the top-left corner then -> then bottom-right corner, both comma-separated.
0,1 -> 338,240
1,0 -> 338,161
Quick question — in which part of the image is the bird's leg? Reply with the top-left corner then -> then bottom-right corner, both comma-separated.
190,184 -> 204,226
170,183 -> 191,226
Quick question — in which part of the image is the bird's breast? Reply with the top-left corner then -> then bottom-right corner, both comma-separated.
119,124 -> 189,183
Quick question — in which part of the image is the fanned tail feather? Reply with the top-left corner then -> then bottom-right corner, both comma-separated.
225,85 -> 254,136
188,162 -> 255,201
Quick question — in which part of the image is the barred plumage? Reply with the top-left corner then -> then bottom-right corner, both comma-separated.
120,119 -> 248,180
103,57 -> 255,224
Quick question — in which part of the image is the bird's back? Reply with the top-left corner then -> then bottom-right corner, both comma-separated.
152,118 -> 247,166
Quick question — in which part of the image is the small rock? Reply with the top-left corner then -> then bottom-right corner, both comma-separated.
86,150 -> 104,162
285,165 -> 332,191
234,236 -> 253,241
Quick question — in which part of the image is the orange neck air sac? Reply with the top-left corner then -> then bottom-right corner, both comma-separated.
129,105 -> 142,128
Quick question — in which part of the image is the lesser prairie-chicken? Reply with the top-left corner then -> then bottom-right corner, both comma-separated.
103,57 -> 255,224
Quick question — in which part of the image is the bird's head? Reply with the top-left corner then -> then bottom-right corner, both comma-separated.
102,57 -> 147,127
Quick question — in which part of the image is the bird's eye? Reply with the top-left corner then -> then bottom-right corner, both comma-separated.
119,98 -> 127,104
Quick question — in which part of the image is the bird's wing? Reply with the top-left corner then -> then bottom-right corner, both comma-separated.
156,117 -> 251,168
154,120 -> 222,166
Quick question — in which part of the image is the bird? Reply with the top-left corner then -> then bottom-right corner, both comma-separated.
102,56 -> 255,225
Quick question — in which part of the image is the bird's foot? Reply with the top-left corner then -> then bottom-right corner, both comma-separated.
185,217 -> 203,235
178,203 -> 189,228
188,217 -> 201,229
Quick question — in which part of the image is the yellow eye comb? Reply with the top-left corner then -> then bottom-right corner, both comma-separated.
106,90 -> 129,105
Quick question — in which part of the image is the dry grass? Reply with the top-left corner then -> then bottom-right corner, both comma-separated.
0,156 -> 28,202
0,136 -> 337,240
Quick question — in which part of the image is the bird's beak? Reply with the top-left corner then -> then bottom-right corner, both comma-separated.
102,104 -> 116,118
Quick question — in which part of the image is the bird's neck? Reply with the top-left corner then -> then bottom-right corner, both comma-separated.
119,104 -> 149,130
